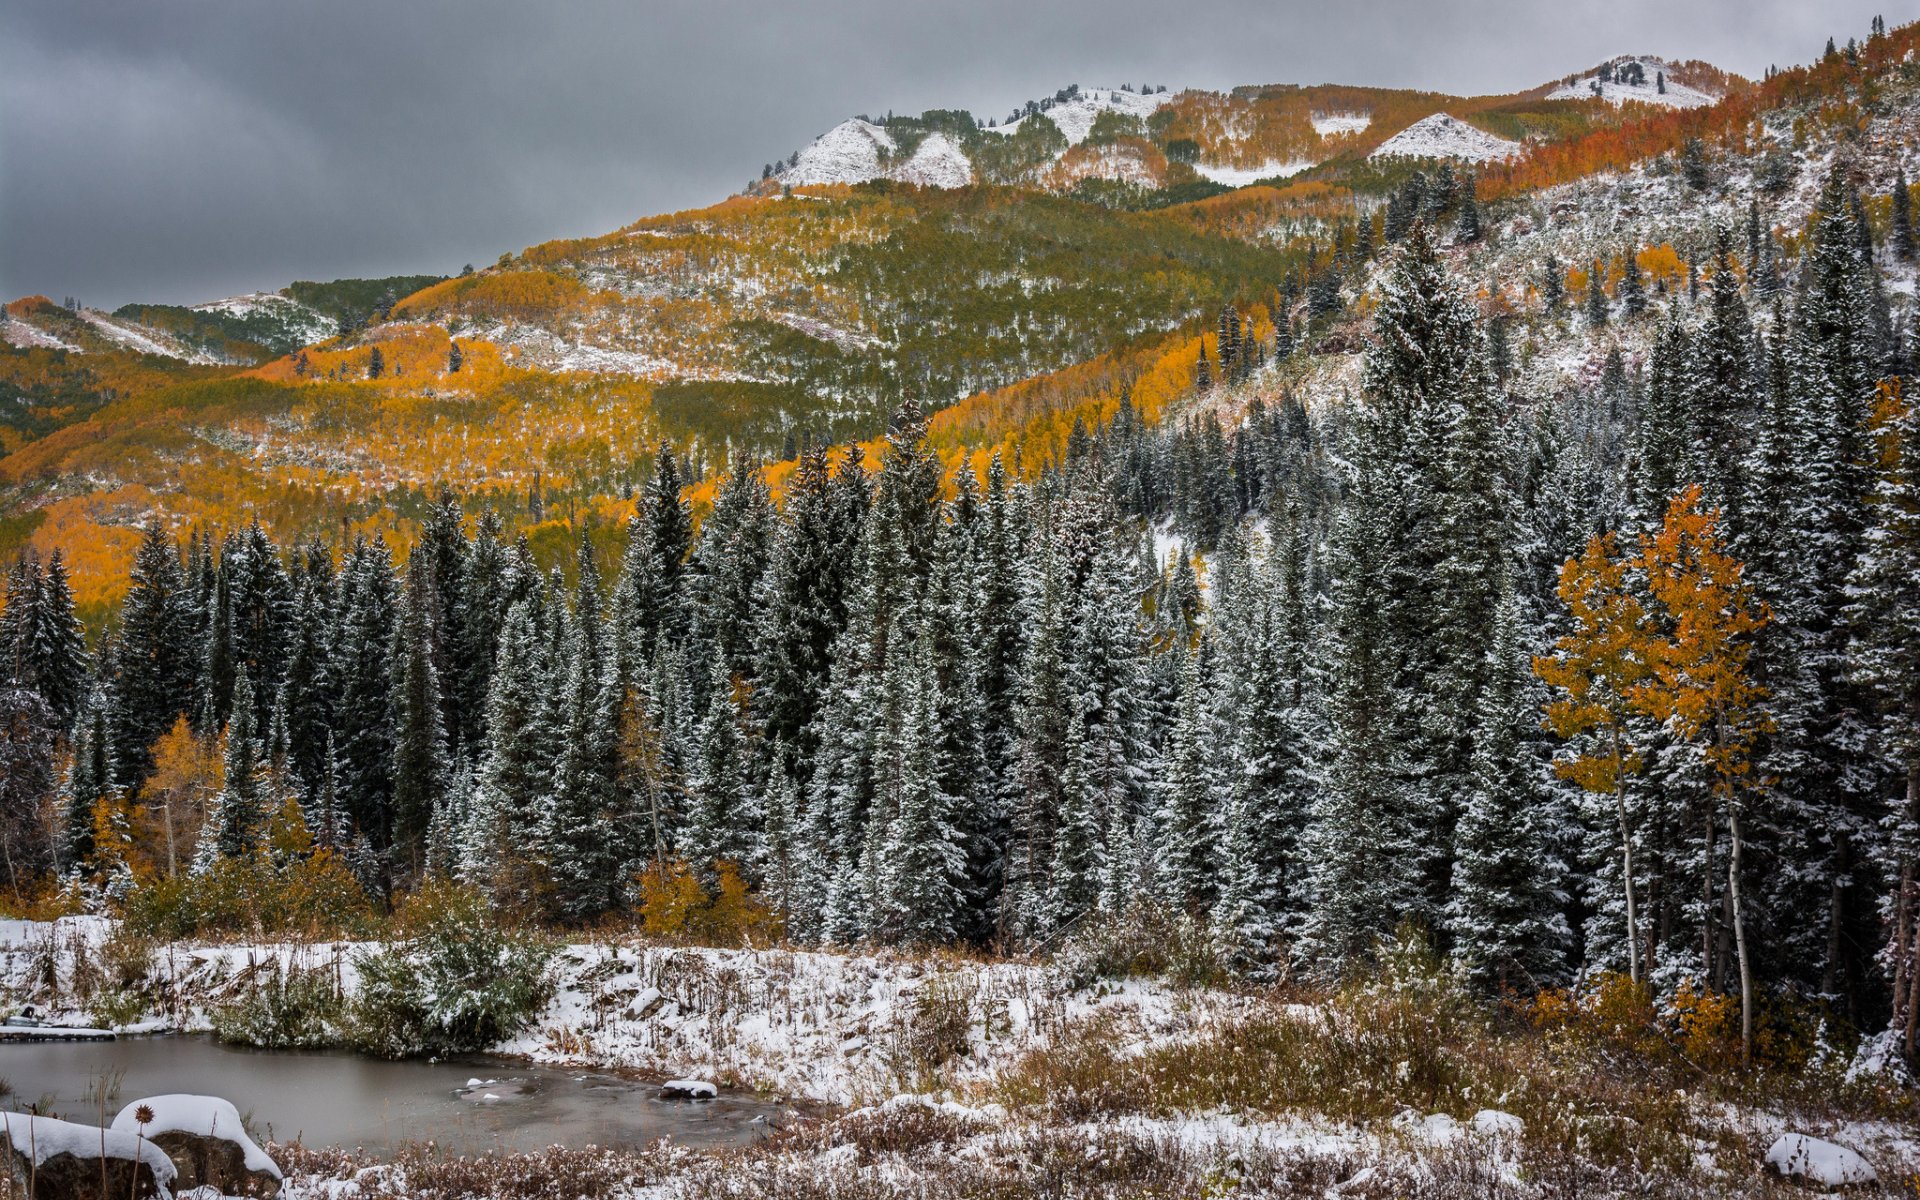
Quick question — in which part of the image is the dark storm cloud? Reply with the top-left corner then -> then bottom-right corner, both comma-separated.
0,0 -> 1889,306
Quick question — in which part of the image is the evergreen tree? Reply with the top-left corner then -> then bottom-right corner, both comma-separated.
1448,590 -> 1569,990
197,670 -> 267,869
113,523 -> 196,785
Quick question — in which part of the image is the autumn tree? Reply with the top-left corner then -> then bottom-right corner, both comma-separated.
1633,485 -> 1772,1060
1536,531 -> 1652,983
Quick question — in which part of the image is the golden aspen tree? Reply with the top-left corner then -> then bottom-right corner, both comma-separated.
1633,484 -> 1772,1061
1535,531 -> 1653,984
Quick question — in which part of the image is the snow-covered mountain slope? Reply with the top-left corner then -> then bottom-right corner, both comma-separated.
1311,112 -> 1373,137
780,122 -> 974,189
1194,159 -> 1316,187
996,87 -> 1171,146
192,292 -> 337,346
783,119 -> 896,186
1369,113 -> 1522,162
1545,56 -> 1721,108
891,132 -> 973,187
75,308 -> 222,363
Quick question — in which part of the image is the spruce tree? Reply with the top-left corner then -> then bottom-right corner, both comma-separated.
1447,591 -> 1569,990
197,669 -> 267,869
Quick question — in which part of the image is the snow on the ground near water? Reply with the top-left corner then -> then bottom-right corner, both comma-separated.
0,918 -> 1236,1108
501,943 -> 1242,1104
1312,112 -> 1372,137
0,1112 -> 179,1182
784,119 -> 894,186
997,88 -> 1171,146
1369,113 -> 1521,162
112,1095 -> 281,1178
1194,159 -> 1316,187
0,316 -> 79,352
1545,59 -> 1719,109
891,132 -> 973,187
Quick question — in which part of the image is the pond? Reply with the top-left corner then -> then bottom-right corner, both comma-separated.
0,1035 -> 788,1154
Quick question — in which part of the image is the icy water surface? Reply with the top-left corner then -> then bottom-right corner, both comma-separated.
0,1035 -> 785,1152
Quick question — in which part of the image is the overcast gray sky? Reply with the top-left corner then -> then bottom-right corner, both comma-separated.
0,0 -> 1889,307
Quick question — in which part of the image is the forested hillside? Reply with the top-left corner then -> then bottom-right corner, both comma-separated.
3,12 -> 1919,1094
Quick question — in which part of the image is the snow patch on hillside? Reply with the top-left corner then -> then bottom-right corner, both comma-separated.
1369,113 -> 1521,162
892,132 -> 973,188
77,309 -> 221,363
1311,112 -> 1372,137
998,88 -> 1171,146
0,317 -> 78,352
784,119 -> 895,187
1546,57 -> 1719,109
195,292 -> 338,344
1195,159 -> 1316,187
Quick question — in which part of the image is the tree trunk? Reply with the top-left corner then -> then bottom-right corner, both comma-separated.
1902,759 -> 1920,1059
1613,727 -> 1642,984
1729,801 -> 1753,1063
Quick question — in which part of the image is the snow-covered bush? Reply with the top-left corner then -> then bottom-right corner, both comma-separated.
347,886 -> 554,1058
209,961 -> 344,1049
1054,901 -> 1238,989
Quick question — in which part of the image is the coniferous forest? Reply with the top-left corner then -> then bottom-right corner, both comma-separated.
2,162 -> 1918,1079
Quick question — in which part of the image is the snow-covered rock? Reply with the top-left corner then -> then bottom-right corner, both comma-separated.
1370,113 -> 1522,162
1471,1109 -> 1524,1139
112,1095 -> 282,1198
1764,1134 -> 1876,1188
0,1112 -> 179,1200
1545,57 -> 1719,109
660,1079 -> 718,1100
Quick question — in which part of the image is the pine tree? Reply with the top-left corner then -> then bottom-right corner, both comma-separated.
1155,645 -> 1218,914
1448,590 -> 1569,990
876,638 -> 968,944
1586,259 -> 1609,329
1847,380 -> 1920,1057
59,685 -> 117,875
197,669 -> 267,869
390,554 -> 449,874
1619,245 -> 1646,316
1893,168 -> 1915,264
465,600 -> 553,903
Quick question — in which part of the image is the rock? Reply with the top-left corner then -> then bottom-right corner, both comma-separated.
0,1111 -> 177,1200
660,1079 -> 718,1100
1764,1133 -> 1876,1188
1471,1109 -> 1524,1139
111,1096 -> 282,1199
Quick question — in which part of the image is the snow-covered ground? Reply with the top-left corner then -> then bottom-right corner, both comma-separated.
193,291 -> 339,345
1369,113 -> 1522,162
1312,112 -> 1373,137
782,119 -> 896,187
0,917 -> 1239,1107
1194,158 -> 1316,187
996,87 -> 1170,146
1545,56 -> 1721,109
890,132 -> 973,187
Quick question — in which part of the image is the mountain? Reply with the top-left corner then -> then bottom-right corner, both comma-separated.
6,24 -> 1913,617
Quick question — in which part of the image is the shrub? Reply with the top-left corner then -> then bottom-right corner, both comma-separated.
348,885 -> 554,1059
118,852 -> 377,942
635,858 -> 782,947
1054,901 -> 1237,988
209,962 -> 344,1049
